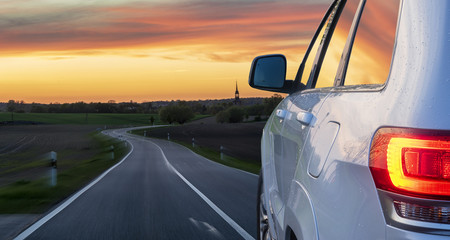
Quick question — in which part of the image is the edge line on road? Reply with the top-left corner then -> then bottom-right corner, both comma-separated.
14,134 -> 135,240
147,139 -> 255,240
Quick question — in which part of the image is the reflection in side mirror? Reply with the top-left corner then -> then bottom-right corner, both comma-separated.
249,54 -> 287,91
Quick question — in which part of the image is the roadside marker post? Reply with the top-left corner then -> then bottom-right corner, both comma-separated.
168,133 -> 170,141
110,145 -> 114,160
144,131 -> 147,137
220,145 -> 224,160
50,151 -> 57,187
192,137 -> 195,148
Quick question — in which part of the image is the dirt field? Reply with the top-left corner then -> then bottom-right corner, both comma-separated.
0,125 -> 102,186
147,117 -> 265,163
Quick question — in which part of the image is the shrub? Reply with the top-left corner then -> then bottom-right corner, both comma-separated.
263,94 -> 283,116
215,106 -> 245,123
227,106 -> 245,123
159,105 -> 194,124
216,110 -> 230,123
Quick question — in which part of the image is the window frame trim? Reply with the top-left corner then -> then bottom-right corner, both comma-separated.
293,0 -> 339,92
307,0 -> 346,89
333,0 -> 366,87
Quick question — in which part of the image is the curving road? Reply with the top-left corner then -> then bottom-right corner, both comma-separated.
15,127 -> 258,240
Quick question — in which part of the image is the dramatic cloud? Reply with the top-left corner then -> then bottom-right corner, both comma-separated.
0,0 -> 332,103
0,0 -> 328,62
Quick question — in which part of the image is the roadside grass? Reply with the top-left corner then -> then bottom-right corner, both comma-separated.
0,113 -> 162,125
0,133 -> 130,214
130,128 -> 260,174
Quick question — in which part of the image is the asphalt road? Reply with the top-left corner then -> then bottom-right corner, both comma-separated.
16,127 -> 258,240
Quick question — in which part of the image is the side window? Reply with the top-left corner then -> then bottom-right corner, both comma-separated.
315,0 -> 360,88
299,1 -> 338,87
344,0 -> 400,85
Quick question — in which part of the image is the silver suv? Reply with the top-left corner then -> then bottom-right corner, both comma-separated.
249,0 -> 450,239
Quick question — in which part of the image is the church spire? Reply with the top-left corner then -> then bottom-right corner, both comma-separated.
234,80 -> 241,105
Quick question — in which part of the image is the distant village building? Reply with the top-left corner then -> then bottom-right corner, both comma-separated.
233,81 -> 241,105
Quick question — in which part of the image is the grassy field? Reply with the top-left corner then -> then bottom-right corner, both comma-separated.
173,140 -> 260,174
0,113 -> 162,125
0,113 -> 210,126
0,132 -> 130,213
0,114 -> 209,213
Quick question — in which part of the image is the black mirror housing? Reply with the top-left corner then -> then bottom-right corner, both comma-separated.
248,54 -> 294,93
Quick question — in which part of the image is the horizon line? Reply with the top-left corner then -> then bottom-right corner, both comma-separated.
0,96 -> 279,105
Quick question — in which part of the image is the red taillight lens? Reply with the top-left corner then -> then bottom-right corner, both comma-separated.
370,128 -> 450,199
403,147 -> 450,179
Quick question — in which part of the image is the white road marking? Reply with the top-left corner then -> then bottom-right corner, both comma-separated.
14,131 -> 134,240
146,139 -> 255,240
16,127 -> 255,240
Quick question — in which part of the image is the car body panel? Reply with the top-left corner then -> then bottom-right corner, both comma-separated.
256,0 -> 450,239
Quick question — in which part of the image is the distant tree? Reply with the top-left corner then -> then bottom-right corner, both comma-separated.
150,115 -> 155,125
215,110 -> 229,123
30,104 -> 47,113
93,102 -> 117,113
159,104 -> 194,125
48,103 -> 61,113
142,102 -> 153,113
7,100 -> 16,121
246,104 -> 265,117
190,102 -> 204,114
177,100 -> 188,106
16,100 -> 25,113
208,103 -> 226,115
73,102 -> 89,113
174,105 -> 194,124
215,106 -> 245,123
159,106 -> 174,124
227,106 -> 245,123
263,94 -> 283,116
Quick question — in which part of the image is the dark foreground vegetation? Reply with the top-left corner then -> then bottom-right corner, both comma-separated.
0,126 -> 130,213
0,113 -> 162,126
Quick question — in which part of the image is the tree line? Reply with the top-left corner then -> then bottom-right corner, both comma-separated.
5,100 -> 155,114
158,94 -> 283,124
4,94 -> 283,124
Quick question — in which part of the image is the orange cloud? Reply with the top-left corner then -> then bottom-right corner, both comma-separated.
0,1 -> 331,103
0,1 -> 328,62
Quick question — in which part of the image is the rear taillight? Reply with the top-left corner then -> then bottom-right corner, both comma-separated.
370,128 -> 450,200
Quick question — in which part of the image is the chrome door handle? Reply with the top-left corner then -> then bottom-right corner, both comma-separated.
296,111 -> 314,126
276,109 -> 288,119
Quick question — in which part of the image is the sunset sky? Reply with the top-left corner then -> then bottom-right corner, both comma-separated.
0,0 -> 330,103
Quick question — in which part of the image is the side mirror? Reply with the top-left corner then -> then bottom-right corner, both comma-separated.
248,54 -> 293,93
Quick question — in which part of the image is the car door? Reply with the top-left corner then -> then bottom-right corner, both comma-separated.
267,0 -> 342,236
282,0 -> 401,239
280,0 -> 362,238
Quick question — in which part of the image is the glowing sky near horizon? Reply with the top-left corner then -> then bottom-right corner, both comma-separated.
0,0 -> 330,103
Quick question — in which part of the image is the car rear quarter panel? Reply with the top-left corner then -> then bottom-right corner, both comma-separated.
296,0 -> 450,239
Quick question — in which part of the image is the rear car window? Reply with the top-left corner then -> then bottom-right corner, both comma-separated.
315,0 -> 360,88
344,0 -> 400,86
